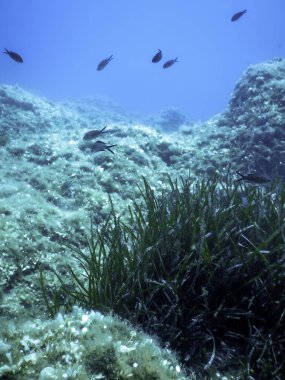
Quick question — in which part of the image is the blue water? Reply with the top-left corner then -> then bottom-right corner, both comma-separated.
1,0 -> 284,120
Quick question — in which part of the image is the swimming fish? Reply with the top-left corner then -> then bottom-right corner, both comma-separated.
231,10 -> 247,22
235,171 -> 271,185
163,58 -> 178,69
83,126 -> 107,141
97,55 -> 113,71
3,48 -> 23,63
89,141 -> 116,154
60,173 -> 78,196
152,49 -> 162,63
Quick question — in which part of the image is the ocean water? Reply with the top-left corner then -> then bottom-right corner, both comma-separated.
1,0 -> 285,121
1,1 -> 285,379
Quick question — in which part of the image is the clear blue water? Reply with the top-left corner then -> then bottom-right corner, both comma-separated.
1,0 -> 284,120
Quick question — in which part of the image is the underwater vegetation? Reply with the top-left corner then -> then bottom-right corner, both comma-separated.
1,56 -> 285,379
42,174 -> 285,379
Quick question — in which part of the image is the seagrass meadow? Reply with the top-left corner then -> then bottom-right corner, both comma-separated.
1,58 -> 285,379
41,175 -> 285,379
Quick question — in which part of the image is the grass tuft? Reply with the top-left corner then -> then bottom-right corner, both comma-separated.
41,174 -> 285,378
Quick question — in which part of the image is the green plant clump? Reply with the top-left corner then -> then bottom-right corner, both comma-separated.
43,175 -> 285,379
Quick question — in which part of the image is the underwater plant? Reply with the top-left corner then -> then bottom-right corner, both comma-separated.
41,175 -> 285,379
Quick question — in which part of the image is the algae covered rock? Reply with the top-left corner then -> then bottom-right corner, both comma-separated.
0,307 -> 192,380
184,58 -> 285,178
220,58 -> 285,176
1,57 -> 285,379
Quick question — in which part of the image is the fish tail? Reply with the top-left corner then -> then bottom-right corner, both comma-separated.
107,144 -> 116,154
100,125 -> 107,133
109,55 -> 113,61
235,171 -> 245,182
3,48 -> 9,54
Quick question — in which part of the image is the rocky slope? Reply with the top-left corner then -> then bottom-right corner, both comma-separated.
0,57 -> 284,379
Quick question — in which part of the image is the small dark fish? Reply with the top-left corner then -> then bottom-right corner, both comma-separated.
60,174 -> 78,196
231,10 -> 247,22
97,55 -> 113,71
89,140 -> 116,154
163,58 -> 178,69
83,126 -> 107,141
152,49 -> 162,63
3,48 -> 23,63
235,171 -> 271,185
